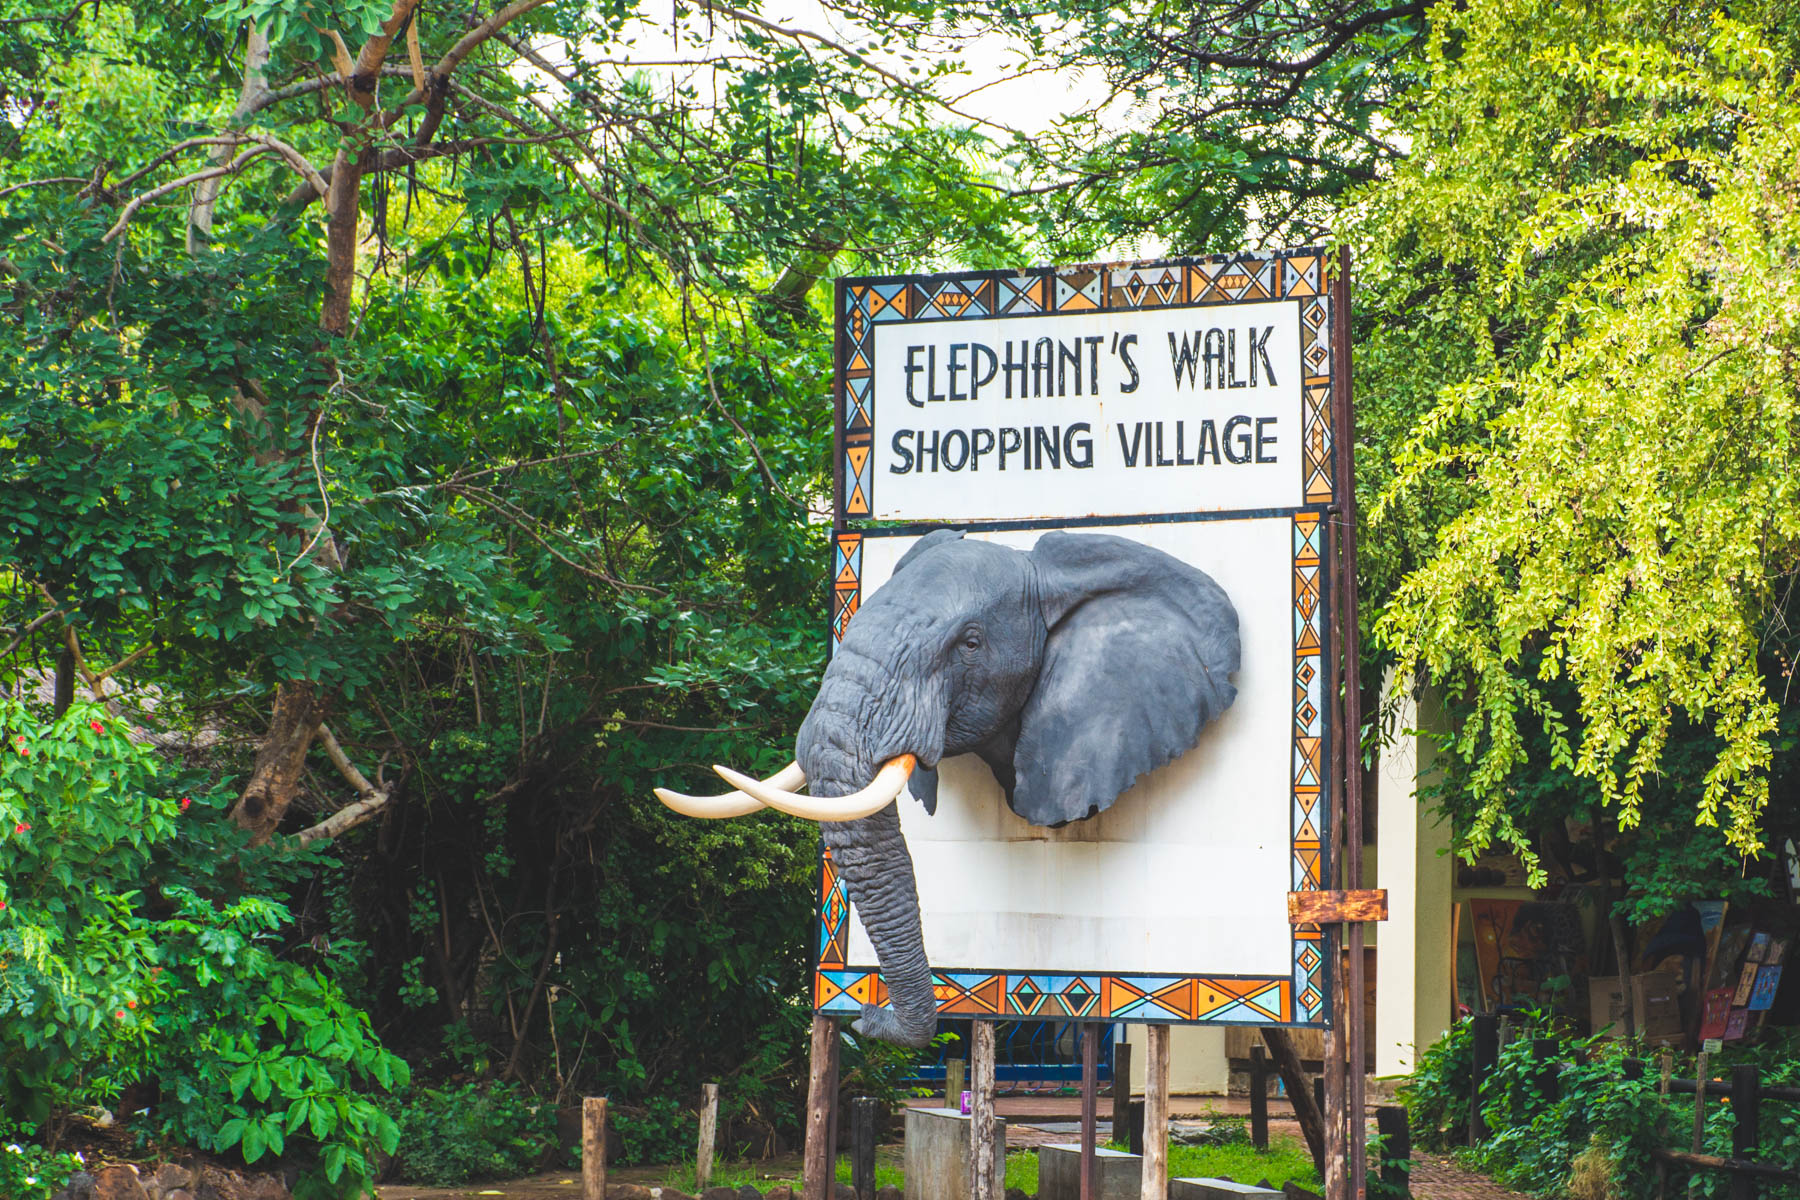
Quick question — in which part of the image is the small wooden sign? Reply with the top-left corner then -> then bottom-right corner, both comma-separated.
1287,889 -> 1388,925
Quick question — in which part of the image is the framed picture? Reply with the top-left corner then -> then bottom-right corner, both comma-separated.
1733,961 -> 1760,1007
1749,964 -> 1783,1012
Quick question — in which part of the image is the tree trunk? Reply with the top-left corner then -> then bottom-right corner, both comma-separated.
231,681 -> 327,842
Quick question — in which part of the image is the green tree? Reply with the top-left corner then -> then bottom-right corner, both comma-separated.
0,0 -> 1019,1169
1364,0 -> 1800,873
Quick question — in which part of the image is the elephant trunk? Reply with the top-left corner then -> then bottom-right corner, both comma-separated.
820,807 -> 938,1046
799,669 -> 942,1048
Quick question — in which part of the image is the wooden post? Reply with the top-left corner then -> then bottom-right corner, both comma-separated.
1689,1049 -> 1709,1200
971,1020 -> 1001,1200
1127,1099 -> 1146,1156
1324,976 -> 1347,1200
1113,1039 -> 1134,1145
804,1015 -> 840,1200
1262,1028 -> 1325,1172
1140,1024 -> 1169,1200
947,1056 -> 967,1112
1081,1022 -> 1101,1200
1533,1038 -> 1560,1104
1249,1044 -> 1270,1150
1730,1065 -> 1759,1200
1469,1013 -> 1498,1145
851,1097 -> 880,1200
1374,1106 -> 1409,1196
582,1096 -> 607,1200
697,1082 -> 719,1190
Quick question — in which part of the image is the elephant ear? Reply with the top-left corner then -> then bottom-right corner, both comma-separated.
1010,532 -> 1240,826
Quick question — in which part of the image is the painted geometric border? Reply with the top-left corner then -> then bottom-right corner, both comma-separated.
814,511 -> 1331,1026
835,249 -> 1336,522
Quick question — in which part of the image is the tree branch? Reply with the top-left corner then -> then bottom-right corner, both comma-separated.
293,724 -> 393,847
103,147 -> 273,242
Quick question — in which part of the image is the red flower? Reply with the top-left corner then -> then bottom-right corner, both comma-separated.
12,822 -> 27,834
89,720 -> 104,734
115,1010 -> 126,1020
179,796 -> 192,812
126,1000 -> 137,1010
0,899 -> 7,911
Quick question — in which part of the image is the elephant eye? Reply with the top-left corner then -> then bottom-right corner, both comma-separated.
961,630 -> 982,651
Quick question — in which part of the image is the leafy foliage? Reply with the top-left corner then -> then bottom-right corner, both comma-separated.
1366,0 -> 1800,872
391,1080 -> 558,1186
0,702 -> 407,1197
1397,1016 -> 1475,1152
0,1124 -> 82,1200
1407,1019 -> 1800,1198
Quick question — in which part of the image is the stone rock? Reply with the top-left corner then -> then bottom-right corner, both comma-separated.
239,1175 -> 290,1200
736,1185 -> 762,1200
92,1165 -> 150,1200
655,1189 -> 696,1200
1006,1188 -> 1032,1200
877,1186 -> 904,1200
154,1165 -> 193,1195
764,1186 -> 795,1200
607,1187 -> 656,1200
164,1193 -> 193,1200
51,1170 -> 96,1200
701,1186 -> 740,1200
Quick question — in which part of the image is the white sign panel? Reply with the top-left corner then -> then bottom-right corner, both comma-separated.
845,520 -> 1294,976
871,302 -> 1303,521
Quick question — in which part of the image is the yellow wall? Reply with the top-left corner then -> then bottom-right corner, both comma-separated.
1374,674 -> 1454,1077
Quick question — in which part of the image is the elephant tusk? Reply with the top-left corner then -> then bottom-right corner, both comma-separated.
654,762 -> 806,819
712,755 -> 915,822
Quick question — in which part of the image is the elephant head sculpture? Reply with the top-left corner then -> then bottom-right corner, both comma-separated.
655,530 -> 1240,1046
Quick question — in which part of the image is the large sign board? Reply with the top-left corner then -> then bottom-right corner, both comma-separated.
817,252 -> 1342,1028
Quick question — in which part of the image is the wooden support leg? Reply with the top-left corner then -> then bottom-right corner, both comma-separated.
971,1020 -> 1001,1200
697,1082 -> 719,1191
1263,1028 -> 1325,1172
583,1096 -> 607,1200
1140,1024 -> 1169,1200
1325,970 -> 1348,1200
1249,1044 -> 1269,1151
1112,1038 -> 1134,1143
1081,1022 -> 1100,1200
804,1015 -> 840,1200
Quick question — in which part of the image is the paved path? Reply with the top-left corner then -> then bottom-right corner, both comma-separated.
1405,1153 -> 1532,1200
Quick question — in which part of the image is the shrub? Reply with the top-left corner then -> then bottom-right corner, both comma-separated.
391,1081 -> 558,1185
0,1123 -> 82,1200
0,701 -> 408,1199
1397,1014 -> 1474,1150
1399,1014 -> 1800,1198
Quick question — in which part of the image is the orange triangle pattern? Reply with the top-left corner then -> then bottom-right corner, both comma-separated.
814,970 -> 1297,1024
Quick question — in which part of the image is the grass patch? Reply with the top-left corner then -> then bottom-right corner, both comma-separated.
656,1153 -> 902,1195
1005,1135 -> 1320,1195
